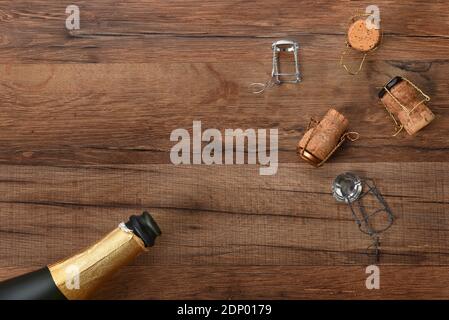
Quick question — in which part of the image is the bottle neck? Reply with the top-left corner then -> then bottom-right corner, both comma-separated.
48,224 -> 147,300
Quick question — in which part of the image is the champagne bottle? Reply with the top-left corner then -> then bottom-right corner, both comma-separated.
0,211 -> 161,300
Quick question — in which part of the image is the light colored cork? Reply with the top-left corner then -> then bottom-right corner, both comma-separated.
381,80 -> 435,135
347,19 -> 381,52
297,108 -> 349,165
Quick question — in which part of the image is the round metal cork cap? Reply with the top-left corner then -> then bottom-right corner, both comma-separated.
347,19 -> 381,52
332,172 -> 363,203
378,76 -> 403,99
298,148 -> 322,167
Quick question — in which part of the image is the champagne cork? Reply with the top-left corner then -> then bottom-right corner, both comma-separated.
347,18 -> 381,52
297,108 -> 349,166
379,76 -> 435,135
341,17 -> 381,75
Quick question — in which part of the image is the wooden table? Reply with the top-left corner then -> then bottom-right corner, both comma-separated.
0,1 -> 448,299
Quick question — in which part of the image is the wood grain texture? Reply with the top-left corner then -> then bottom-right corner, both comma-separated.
0,62 -> 448,165
2,1 -> 449,63
0,163 -> 447,267
95,266 -> 449,299
1,266 -> 449,299
0,0 -> 448,299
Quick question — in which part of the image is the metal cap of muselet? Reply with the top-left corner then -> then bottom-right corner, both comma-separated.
332,172 -> 363,203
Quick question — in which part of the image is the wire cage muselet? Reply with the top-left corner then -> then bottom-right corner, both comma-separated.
332,172 -> 395,262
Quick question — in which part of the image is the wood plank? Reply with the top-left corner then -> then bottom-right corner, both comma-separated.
97,266 -> 449,299
3,0 -> 449,37
2,266 -> 448,299
2,1 -> 449,63
0,163 -> 447,267
3,34 -> 449,63
0,62 -> 448,165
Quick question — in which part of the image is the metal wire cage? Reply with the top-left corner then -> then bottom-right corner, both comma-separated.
332,172 -> 395,262
250,39 -> 301,94
271,40 -> 301,84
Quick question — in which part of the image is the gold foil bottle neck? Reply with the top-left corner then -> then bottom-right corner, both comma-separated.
48,227 -> 146,300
